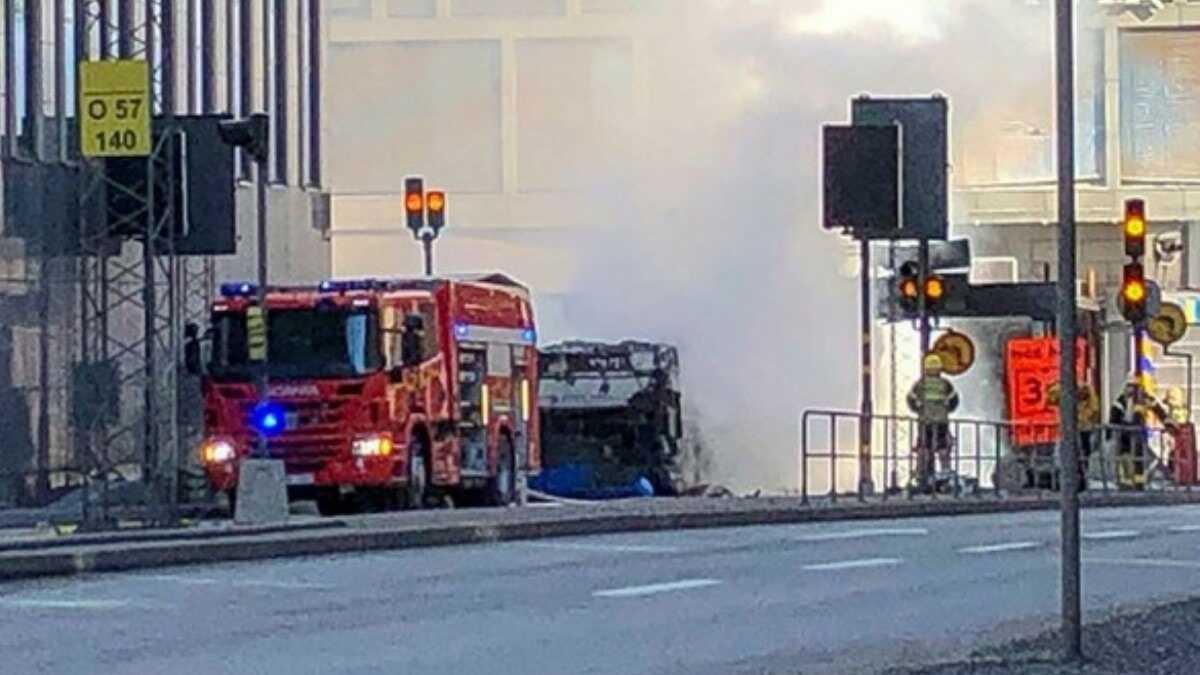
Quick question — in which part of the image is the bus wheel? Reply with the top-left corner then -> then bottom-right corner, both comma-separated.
405,435 -> 430,510
487,436 -> 517,507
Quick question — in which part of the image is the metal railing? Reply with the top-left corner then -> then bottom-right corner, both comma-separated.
0,461 -> 217,531
800,409 -> 1198,504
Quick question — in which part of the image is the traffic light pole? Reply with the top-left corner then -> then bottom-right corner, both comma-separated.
255,155 -> 269,460
422,232 -> 435,276
1054,0 -> 1083,661
859,238 -> 874,497
917,240 -> 931,360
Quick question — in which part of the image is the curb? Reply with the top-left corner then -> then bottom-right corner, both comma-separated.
2,492 -> 1199,583
0,519 -> 344,553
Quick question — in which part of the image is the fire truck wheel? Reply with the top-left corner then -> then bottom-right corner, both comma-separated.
316,490 -> 344,517
487,436 -> 517,507
404,434 -> 430,510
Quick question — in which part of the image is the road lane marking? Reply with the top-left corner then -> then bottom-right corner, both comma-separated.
1168,525 -> 1200,533
528,542 -> 679,554
1085,558 -> 1200,570
1082,530 -> 1140,541
802,557 -> 903,571
0,598 -> 130,610
593,579 -> 721,598
958,542 -> 1042,555
796,528 -> 927,542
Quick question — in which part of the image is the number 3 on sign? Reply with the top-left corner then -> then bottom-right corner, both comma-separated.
78,59 -> 151,158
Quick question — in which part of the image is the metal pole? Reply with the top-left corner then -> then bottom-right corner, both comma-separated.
249,127 -> 273,476
918,239 -> 931,359
859,238 -> 874,497
255,157 -> 269,459
1054,0 -> 1082,661
423,233 -> 434,276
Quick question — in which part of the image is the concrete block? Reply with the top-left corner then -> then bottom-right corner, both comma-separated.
234,460 -> 289,525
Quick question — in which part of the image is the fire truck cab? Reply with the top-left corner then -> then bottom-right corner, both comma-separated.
186,272 -> 540,515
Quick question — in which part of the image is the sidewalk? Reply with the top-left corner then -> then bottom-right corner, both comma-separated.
3,491 -> 1199,583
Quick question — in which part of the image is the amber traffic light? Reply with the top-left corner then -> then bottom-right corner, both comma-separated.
897,262 -> 920,313
1120,262 -> 1147,323
1123,198 -> 1146,258
405,176 -> 425,234
426,190 -> 445,232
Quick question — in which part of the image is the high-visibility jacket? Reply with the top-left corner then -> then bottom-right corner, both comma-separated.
1047,383 -> 1101,432
907,376 -> 959,423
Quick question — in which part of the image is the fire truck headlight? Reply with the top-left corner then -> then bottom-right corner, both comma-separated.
202,440 -> 237,464
351,435 -> 394,457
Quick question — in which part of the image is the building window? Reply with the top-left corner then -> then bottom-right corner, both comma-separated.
1120,29 -> 1200,181
331,0 -> 372,19
453,0 -> 565,16
388,0 -> 436,17
273,0 -> 288,183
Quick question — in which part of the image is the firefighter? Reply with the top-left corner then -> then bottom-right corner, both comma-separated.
1046,380 -> 1100,492
1109,378 -> 1167,489
907,353 -> 959,491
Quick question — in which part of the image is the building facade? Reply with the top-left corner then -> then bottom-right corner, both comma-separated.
326,0 -> 672,337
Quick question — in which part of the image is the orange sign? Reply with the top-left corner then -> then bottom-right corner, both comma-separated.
1006,337 -> 1087,446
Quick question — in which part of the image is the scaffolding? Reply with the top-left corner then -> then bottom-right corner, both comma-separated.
1,1 -> 215,526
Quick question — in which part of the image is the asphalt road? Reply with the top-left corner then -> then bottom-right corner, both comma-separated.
5,505 -> 1200,675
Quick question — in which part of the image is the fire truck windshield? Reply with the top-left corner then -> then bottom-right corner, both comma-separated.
209,308 -> 383,380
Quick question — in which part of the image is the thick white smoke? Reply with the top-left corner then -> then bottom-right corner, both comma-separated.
547,0 -> 1064,491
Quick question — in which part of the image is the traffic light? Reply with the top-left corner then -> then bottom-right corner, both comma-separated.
1123,198 -> 1146,258
405,176 -> 425,234
897,261 -> 920,313
217,113 -> 269,164
1120,262 -> 1147,323
924,274 -> 945,312
426,190 -> 445,233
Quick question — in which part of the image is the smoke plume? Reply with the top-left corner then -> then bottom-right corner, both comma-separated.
549,0 -> 1066,491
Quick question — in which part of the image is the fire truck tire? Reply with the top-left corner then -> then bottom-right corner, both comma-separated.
404,434 -> 430,510
487,435 -> 517,507
316,490 -> 345,517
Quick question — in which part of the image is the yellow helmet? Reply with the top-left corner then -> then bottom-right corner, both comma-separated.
923,353 -> 943,375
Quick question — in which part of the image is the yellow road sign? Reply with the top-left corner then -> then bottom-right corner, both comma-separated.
932,330 -> 975,376
78,59 -> 151,158
1148,302 -> 1187,347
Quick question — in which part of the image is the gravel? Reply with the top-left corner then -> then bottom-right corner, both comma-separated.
888,598 -> 1200,675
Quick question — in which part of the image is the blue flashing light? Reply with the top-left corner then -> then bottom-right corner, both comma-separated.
454,324 -> 469,339
251,401 -> 287,437
220,282 -> 257,297
522,328 -> 536,344
319,278 -> 379,293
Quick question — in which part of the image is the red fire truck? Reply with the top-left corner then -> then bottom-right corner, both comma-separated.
185,273 -> 540,515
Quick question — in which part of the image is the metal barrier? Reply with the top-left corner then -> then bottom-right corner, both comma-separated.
799,409 -> 1196,504
0,462 -> 217,531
